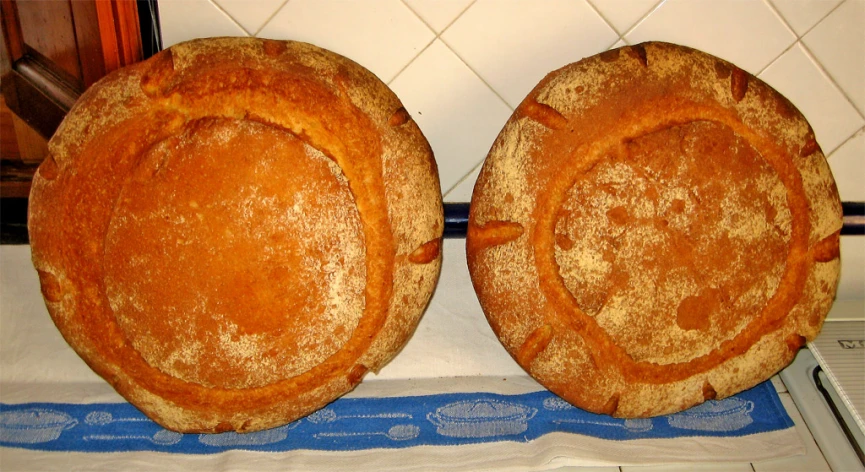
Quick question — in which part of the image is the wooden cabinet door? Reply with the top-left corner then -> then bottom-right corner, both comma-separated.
0,0 -> 143,139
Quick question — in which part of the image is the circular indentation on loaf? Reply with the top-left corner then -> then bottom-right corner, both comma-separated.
599,49 -> 620,63
800,135 -> 820,158
36,269 -> 64,302
517,324 -> 554,366
388,107 -> 411,127
627,44 -> 648,67
812,231 -> 841,262
140,49 -> 175,98
714,61 -> 732,80
467,220 -> 524,250
786,333 -> 806,352
521,100 -> 568,130
730,67 -> 749,102
103,118 -> 366,389
702,381 -> 717,400
262,39 -> 287,58
601,394 -> 620,416
38,155 -> 60,181
553,120 -> 790,365
408,238 -> 441,264
347,364 -> 368,385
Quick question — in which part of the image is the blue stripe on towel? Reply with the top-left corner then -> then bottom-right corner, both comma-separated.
0,380 -> 793,453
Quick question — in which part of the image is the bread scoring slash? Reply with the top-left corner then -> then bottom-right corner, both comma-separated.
28,37 -> 443,433
467,42 -> 842,418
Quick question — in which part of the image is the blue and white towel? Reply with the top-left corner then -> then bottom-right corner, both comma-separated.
0,381 -> 791,453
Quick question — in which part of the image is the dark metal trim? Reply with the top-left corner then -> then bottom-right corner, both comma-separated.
842,201 -> 865,235
812,365 -> 865,466
443,202 -> 469,239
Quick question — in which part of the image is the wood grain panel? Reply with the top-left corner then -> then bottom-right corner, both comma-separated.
16,0 -> 82,87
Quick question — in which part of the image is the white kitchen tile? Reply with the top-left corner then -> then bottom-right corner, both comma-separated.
589,0 -> 660,35
212,0 -> 286,35
753,393 -> 831,471
158,0 -> 248,48
442,0 -> 618,108
828,128 -> 865,202
610,38 -> 627,49
625,0 -> 796,74
769,0 -> 843,36
445,163 -> 482,202
403,0 -> 475,33
803,0 -> 865,116
257,0 -> 434,83
759,43 -> 865,155
390,40 -> 513,195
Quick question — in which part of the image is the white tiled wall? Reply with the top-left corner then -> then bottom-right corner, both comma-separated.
158,0 -> 864,298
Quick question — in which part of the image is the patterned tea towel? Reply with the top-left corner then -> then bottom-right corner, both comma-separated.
0,377 -> 803,471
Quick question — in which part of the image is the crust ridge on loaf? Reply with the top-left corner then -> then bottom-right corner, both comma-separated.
467,41 -> 842,418
29,37 -> 443,433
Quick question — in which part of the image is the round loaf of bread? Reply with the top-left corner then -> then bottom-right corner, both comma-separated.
28,37 -> 443,433
466,42 -> 842,417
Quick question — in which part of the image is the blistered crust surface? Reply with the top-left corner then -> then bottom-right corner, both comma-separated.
467,42 -> 841,417
29,37 -> 443,432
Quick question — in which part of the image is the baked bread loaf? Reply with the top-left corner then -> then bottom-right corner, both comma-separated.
28,37 -> 443,433
467,42 -> 842,417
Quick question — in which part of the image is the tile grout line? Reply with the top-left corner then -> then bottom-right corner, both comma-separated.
437,35 -> 516,112
389,0 -> 482,90
584,0 -> 625,40
437,0 -> 478,36
398,0 -> 478,37
757,0 -> 803,76
385,36 -> 437,86
618,0 -> 666,39
826,125 -> 865,160
206,0 -> 252,36
755,0 -> 816,77
796,41 -> 865,125
442,157 -> 485,201
770,0 -> 847,40
398,0 -> 439,38
754,38 -> 800,77
252,0 -> 292,37
761,0 -> 799,40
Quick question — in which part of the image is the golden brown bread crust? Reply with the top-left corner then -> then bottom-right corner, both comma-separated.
28,37 -> 443,432
466,42 -> 842,417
